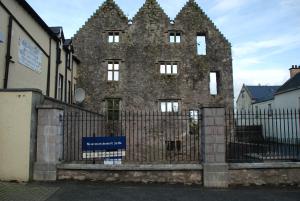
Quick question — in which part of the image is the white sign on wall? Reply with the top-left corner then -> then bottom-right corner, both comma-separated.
18,38 -> 42,73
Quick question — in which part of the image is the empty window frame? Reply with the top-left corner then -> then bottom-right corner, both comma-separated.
106,99 -> 120,120
169,32 -> 181,43
108,32 -> 120,43
160,62 -> 178,75
209,72 -> 220,95
189,110 -> 200,135
160,101 -> 179,113
57,74 -> 64,101
165,140 -> 181,152
108,61 -> 119,81
197,35 -> 206,55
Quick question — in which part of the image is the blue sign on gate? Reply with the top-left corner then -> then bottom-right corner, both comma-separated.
82,136 -> 126,152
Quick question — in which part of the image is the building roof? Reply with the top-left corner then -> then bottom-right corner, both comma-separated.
245,85 -> 280,103
276,73 -> 300,95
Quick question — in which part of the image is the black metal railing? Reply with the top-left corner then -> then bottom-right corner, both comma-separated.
63,110 -> 201,164
226,109 -> 300,163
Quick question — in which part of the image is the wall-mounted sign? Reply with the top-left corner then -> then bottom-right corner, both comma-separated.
0,32 -> 4,43
18,38 -> 42,73
82,136 -> 126,162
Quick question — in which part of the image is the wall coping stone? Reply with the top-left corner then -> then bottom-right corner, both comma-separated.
36,105 -> 64,110
57,164 -> 203,171
0,88 -> 43,94
229,162 -> 300,170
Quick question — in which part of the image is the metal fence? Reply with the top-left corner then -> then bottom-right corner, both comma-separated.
226,109 -> 300,163
63,110 -> 201,164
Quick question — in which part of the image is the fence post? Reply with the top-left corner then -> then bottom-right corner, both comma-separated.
201,107 -> 228,188
33,105 -> 64,181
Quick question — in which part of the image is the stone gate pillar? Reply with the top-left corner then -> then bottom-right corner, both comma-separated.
33,105 -> 64,181
201,107 -> 228,188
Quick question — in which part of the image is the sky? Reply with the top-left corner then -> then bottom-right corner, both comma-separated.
26,0 -> 300,100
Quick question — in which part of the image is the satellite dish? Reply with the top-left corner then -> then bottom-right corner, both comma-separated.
74,88 -> 86,103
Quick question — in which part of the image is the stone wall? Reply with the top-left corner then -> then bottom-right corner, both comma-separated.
72,0 -> 234,112
58,170 -> 202,185
229,163 -> 300,186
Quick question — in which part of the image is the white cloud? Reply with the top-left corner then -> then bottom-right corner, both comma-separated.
211,0 -> 248,12
233,33 -> 300,58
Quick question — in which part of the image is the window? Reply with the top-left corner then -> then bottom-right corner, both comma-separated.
108,32 -> 120,43
57,48 -> 62,64
197,35 -> 206,55
108,61 -> 119,81
0,32 -> 4,43
57,74 -> 64,101
66,53 -> 71,69
68,80 -> 72,104
169,32 -> 181,43
160,62 -> 178,75
189,110 -> 199,135
166,141 -> 181,152
210,72 -> 220,95
160,101 -> 179,112
106,99 -> 120,120
255,106 -> 259,118
268,104 -> 273,116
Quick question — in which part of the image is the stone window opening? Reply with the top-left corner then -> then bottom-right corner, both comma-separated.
169,32 -> 181,43
197,34 -> 206,55
160,100 -> 179,113
189,110 -> 200,135
106,98 -> 120,121
160,62 -> 178,75
209,72 -> 220,95
108,61 -> 119,81
108,32 -> 120,43
165,140 -> 181,152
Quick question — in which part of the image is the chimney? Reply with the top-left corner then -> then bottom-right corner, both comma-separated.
289,65 -> 300,78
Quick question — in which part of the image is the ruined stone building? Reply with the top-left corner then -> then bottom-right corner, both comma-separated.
73,0 -> 234,114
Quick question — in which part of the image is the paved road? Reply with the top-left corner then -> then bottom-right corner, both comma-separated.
1,181 -> 300,201
46,182 -> 300,201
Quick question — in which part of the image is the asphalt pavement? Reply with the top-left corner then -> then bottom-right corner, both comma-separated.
1,181 -> 300,201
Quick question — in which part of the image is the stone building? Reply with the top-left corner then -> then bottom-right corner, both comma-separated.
73,0 -> 233,113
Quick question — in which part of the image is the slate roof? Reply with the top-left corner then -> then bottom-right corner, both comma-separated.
245,85 -> 280,103
276,73 -> 300,94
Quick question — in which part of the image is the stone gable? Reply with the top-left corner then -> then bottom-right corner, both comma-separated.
73,0 -> 234,112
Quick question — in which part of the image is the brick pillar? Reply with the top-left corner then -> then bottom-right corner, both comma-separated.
201,107 -> 228,188
33,105 -> 64,181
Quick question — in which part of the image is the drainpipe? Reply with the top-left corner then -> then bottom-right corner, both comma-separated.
3,16 -> 13,89
46,38 -> 52,96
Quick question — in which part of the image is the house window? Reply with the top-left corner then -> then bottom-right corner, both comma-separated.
160,101 -> 179,112
210,72 -> 220,95
57,74 -> 64,101
68,80 -> 72,104
268,104 -> 273,116
160,62 -> 178,75
169,32 -> 181,43
108,61 -> 119,81
66,53 -> 71,69
197,35 -> 206,55
108,32 -> 120,43
166,141 -> 181,152
106,99 -> 120,120
189,110 -> 199,135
